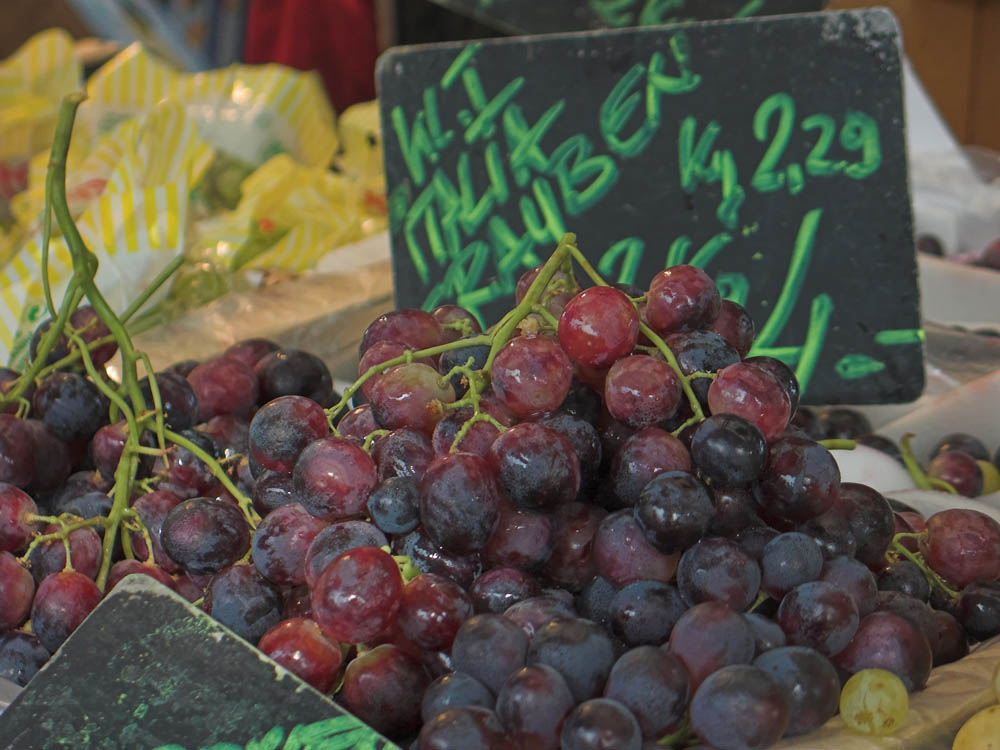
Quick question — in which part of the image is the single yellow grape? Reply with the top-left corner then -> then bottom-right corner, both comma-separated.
953,705 -> 1000,750
993,661 -> 1000,703
840,669 -> 909,736
979,461 -> 1000,495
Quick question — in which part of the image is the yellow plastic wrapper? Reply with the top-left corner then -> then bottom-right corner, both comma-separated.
0,99 -> 213,366
0,29 -> 81,227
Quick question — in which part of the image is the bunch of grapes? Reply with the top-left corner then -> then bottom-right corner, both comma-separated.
3,96 -> 1000,750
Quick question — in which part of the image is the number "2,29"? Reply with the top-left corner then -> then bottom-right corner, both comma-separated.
750,92 -> 881,194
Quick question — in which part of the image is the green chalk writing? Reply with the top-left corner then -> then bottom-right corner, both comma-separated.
152,715 -> 386,750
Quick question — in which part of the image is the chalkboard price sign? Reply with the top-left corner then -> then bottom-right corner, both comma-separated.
426,0 -> 827,35
0,577 -> 399,750
377,10 -> 924,403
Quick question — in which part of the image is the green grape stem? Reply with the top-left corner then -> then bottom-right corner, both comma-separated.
887,532 -> 961,601
899,433 -> 934,491
819,439 -> 857,451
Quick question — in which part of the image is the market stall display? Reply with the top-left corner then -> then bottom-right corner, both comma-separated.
1,5 -> 1000,750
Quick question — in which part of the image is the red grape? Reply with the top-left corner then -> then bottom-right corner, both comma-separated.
369,363 -> 455,435
491,336 -> 573,419
927,450 -> 983,497
337,404 -> 378,440
777,581 -> 859,656
666,601 -> 755,690
558,286 -> 639,369
293,436 -> 377,521
303,520 -> 387,588
433,304 -> 482,342
160,497 -> 250,575
252,503 -> 328,586
482,500 -> 555,571
187,357 -> 260,421
0,484 -> 38,553
594,510 -> 680,587
489,423 -> 580,511
312,546 -> 402,644
249,396 -> 329,475
28,524 -> 102,582
0,415 -> 34,487
920,508 -> 1000,588
30,570 -> 102,652
470,567 -> 540,614
105,560 -> 176,591
709,299 -> 755,357
0,551 -> 33,631
644,265 -> 721,335
832,611 -> 932,691
759,435 -> 840,524
360,309 -> 444,357
257,617 -> 342,693
609,426 -> 691,508
604,355 -> 682,429
707,361 -> 790,439
419,453 -> 500,554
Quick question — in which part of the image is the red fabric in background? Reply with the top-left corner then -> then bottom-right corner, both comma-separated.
244,0 -> 377,114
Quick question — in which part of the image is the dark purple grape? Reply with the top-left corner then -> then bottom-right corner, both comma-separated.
537,410 -> 602,492
708,484 -> 762,537
0,630 -> 49,686
372,428 -> 434,481
251,471 -> 298,515
689,665 -> 789,749
541,502 -> 606,592
666,601 -> 755,690
878,560 -> 931,601
837,483 -> 894,569
816,407 -> 872,440
366,476 -> 420,535
634,471 -> 714,553
249,396 -> 328,475
496,663 -> 575,750
753,646 -> 839,736
187,357 -> 259,421
797,507 -> 858,560
832,611 -> 932,691
251,503 -> 327,586
51,490 -> 112,531
777,581 -> 859,656
930,609 -> 968,666
610,581 -> 686,647
392,527 -> 482,589
160,497 -> 250,575
788,406 -> 821,439
422,672 -> 495,722
690,413 -> 767,484
559,382 -> 603,425
303,520 -> 387,588
438,340 -> 490,398
575,576 -> 616,630
664,330 -> 740,405
32,372 -> 107,442
488,422 -> 580,510
504,595 -> 576,640
528,617 -> 617,702
560,698 -> 642,750
23,419 -> 71,494
342,644 -> 429,739
420,453 -> 500,554
451,614 -> 529,695
470,567 -> 540,614
255,348 -> 338,407
105,559 -> 176,592
593,510 -> 679,588
677,537 -> 760,610
745,612 -> 787,655
760,531 -> 824,599
0,415 -> 34,487
419,706 -> 511,750
603,646 -> 688,740
139,372 -> 198,431
818,555 -> 878,617
29,317 -> 71,368
930,432 -> 989,462
734,524 -> 779,561
759,435 -> 839,524
161,429 -> 224,495
202,564 -> 283,645
956,582 -> 1000,642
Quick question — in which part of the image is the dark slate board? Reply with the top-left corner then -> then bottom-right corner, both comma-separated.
377,9 -> 924,404
425,0 -> 827,34
0,577 -> 399,750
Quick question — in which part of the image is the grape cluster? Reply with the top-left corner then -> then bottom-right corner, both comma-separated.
5,236 -> 1000,750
